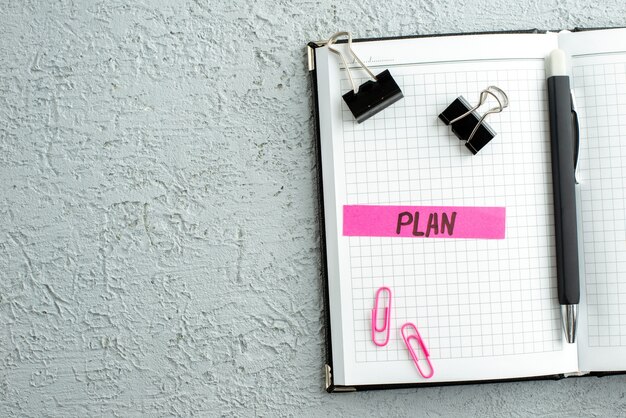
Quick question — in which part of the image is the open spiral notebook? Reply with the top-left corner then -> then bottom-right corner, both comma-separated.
308,27 -> 626,392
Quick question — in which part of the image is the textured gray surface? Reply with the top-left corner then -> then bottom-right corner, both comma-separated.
2,0 -> 626,416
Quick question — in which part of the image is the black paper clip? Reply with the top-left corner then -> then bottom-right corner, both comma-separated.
438,86 -> 509,154
327,32 -> 403,123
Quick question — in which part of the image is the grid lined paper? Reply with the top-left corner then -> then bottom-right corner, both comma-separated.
338,60 -> 564,363
573,58 -> 626,348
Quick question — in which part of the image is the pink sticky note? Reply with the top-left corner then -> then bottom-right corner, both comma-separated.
343,205 -> 505,239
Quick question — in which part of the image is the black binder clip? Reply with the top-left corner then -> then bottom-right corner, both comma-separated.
327,32 -> 403,123
438,86 -> 509,154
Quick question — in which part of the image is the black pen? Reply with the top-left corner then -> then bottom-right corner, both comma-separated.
546,49 -> 580,344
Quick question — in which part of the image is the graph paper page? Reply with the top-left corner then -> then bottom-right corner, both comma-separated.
560,28 -> 626,372
315,33 -> 578,386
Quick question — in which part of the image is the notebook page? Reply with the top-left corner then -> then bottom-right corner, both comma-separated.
560,28 -> 626,372
315,33 -> 578,386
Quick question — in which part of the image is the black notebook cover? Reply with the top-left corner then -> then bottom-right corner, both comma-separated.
307,27 -> 625,392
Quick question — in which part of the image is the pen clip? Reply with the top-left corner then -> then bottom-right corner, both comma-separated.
571,90 -> 580,184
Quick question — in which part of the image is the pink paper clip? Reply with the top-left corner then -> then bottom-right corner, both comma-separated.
371,286 -> 392,347
401,322 -> 434,379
